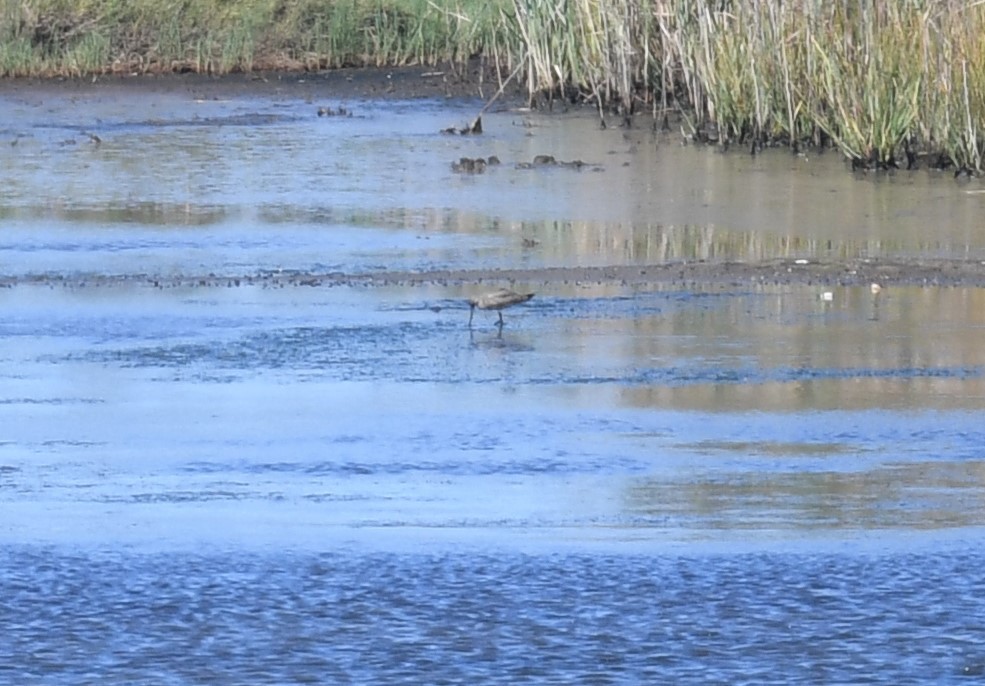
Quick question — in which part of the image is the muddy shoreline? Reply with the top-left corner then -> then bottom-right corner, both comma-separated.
0,62 -> 519,103
4,258 -> 985,291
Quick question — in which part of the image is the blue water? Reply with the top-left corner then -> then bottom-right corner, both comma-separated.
4,547 -> 985,684
3,80 -> 985,684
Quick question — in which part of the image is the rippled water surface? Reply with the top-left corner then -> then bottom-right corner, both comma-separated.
2,78 -> 985,683
6,547 -> 985,684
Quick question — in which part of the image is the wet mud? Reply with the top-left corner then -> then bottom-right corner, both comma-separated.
0,61 -> 513,103
2,256 -> 983,291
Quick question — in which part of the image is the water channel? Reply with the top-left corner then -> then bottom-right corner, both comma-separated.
2,76 -> 985,683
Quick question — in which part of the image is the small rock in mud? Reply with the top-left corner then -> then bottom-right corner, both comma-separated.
516,155 -> 592,170
452,157 -> 487,174
440,116 -> 482,135
317,106 -> 350,117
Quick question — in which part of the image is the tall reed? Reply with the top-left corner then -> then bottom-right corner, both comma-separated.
506,0 -> 985,170
805,3 -> 923,167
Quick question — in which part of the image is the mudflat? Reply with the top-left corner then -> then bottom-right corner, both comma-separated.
3,257 -> 985,291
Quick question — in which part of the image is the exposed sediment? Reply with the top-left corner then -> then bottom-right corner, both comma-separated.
4,258 -> 985,291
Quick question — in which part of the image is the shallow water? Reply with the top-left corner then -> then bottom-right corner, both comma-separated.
2,79 -> 985,683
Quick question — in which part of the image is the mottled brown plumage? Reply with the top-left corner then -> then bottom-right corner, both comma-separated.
468,288 -> 535,327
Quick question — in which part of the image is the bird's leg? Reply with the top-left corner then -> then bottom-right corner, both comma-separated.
497,311 -> 504,327
468,305 -> 475,328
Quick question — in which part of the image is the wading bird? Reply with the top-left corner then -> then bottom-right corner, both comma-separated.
468,288 -> 535,328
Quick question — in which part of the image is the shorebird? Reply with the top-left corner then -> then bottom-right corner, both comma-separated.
468,288 -> 535,328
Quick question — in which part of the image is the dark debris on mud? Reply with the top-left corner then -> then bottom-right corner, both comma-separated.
4,259 -> 985,291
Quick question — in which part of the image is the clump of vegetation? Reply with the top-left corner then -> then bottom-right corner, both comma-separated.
3,0 -> 985,173
0,0 -> 515,74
